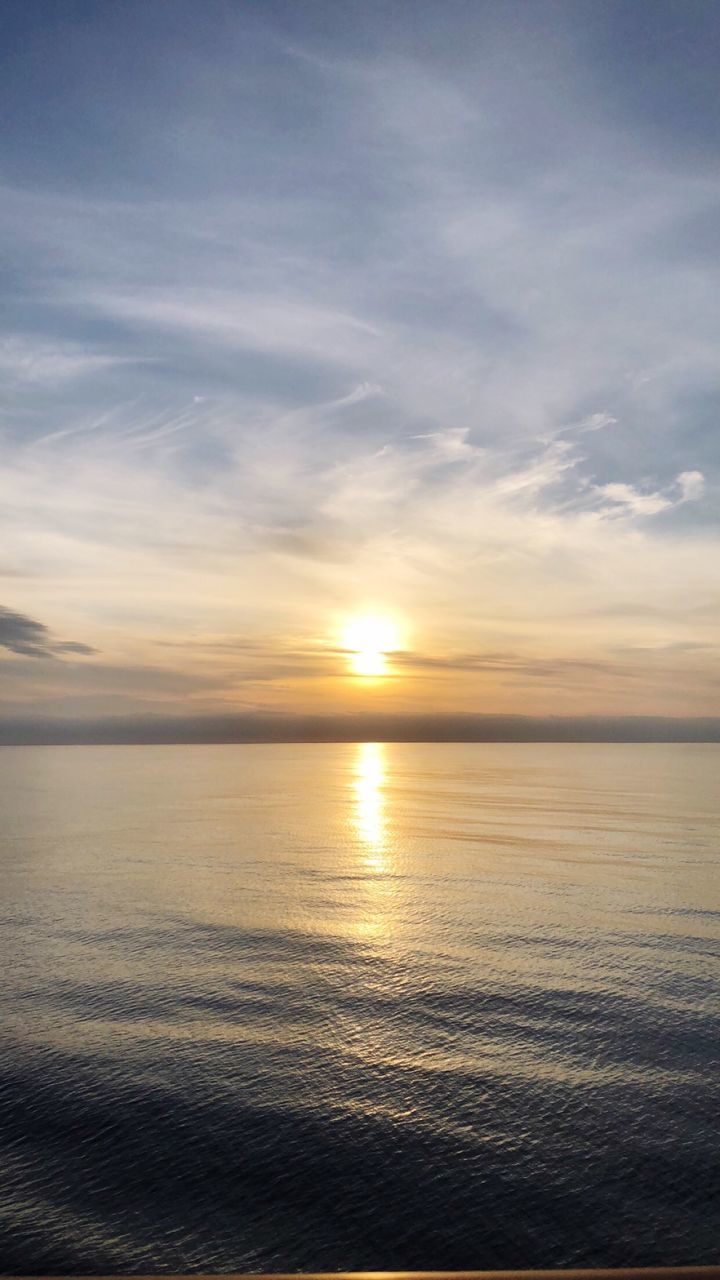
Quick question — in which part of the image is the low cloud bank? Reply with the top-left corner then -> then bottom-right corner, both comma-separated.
0,714 -> 718,746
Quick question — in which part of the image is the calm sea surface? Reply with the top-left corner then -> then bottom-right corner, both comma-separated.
0,742 -> 718,1273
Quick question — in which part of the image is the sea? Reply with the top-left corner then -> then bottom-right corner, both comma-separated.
0,742 -> 718,1274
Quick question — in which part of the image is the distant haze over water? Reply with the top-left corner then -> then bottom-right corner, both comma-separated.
1,713 -> 720,745
1,742 -> 718,1273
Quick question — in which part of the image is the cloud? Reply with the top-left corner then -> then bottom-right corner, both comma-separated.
595,469 -> 706,518
394,650 -> 625,678
1,712 -> 718,746
0,336 -> 137,385
83,290 -> 383,370
412,427 -> 477,461
596,482 -> 674,518
53,640 -> 99,655
0,607 -> 51,657
677,470 -> 705,501
0,606 -> 97,659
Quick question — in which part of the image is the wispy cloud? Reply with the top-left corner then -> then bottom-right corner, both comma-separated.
0,336 -> 137,386
593,469 -> 706,518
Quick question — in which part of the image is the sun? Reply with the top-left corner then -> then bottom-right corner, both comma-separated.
341,615 -> 400,677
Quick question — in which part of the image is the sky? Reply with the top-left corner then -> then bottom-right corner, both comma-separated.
1,0 -> 719,724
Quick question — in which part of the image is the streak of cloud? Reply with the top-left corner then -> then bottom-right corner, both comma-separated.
0,606 -> 96,659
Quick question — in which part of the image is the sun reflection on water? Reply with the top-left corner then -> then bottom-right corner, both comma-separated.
354,741 -> 388,870
350,742 -> 402,941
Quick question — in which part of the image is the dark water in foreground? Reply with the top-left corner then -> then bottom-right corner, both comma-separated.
0,742 -> 718,1273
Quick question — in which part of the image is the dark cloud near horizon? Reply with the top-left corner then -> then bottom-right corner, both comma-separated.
53,640 -> 100,655
0,712 -> 718,747
0,605 -> 96,659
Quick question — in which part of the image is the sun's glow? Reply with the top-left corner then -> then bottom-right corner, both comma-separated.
342,615 -> 400,677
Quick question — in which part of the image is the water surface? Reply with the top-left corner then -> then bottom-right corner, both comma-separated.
0,743 -> 718,1272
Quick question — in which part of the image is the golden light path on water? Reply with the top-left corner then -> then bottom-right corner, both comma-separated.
353,742 -> 388,868
351,742 -> 398,940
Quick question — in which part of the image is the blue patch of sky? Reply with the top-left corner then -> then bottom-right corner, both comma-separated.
0,0 -> 718,493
